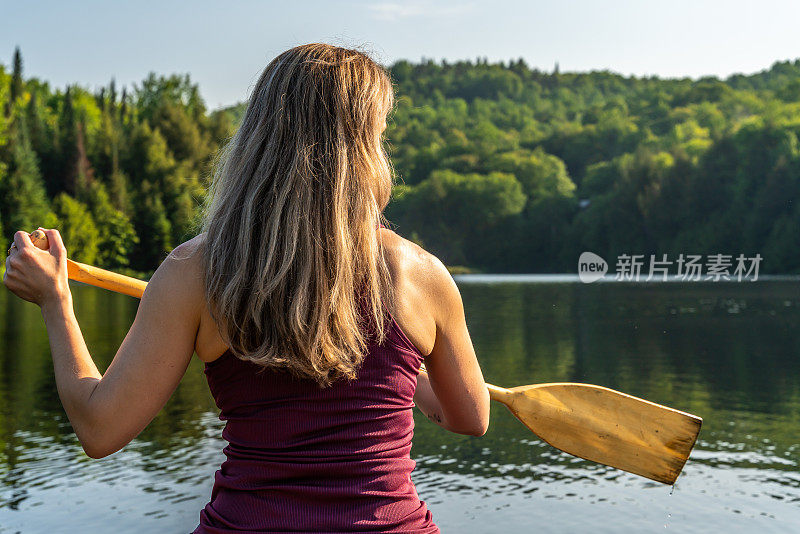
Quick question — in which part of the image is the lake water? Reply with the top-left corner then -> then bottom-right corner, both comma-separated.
1,277 -> 799,533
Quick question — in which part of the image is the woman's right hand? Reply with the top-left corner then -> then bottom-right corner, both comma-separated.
3,229 -> 71,309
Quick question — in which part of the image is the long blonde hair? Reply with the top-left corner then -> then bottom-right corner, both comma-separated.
202,43 -> 394,386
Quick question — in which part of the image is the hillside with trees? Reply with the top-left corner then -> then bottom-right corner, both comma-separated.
3,48 -> 800,274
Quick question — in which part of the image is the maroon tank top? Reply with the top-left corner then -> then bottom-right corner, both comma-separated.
193,313 -> 438,533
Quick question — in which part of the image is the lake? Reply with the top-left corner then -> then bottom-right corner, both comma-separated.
1,277 -> 799,532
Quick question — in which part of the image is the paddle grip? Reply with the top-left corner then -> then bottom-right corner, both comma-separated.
29,229 -> 147,298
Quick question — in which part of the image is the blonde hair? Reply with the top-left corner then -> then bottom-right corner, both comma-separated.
202,43 -> 394,386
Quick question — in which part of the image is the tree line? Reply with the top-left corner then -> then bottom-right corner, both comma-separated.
3,48 -> 800,274
0,48 -> 232,275
383,58 -> 800,273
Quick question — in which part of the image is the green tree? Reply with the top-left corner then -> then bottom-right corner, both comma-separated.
3,47 -> 24,117
108,169 -> 132,214
84,182 -> 138,269
489,148 -> 575,204
122,121 -> 175,188
131,180 -> 171,271
149,101 -> 209,166
10,48 -> 22,105
55,87 -> 79,195
389,170 -> 526,265
52,193 -> 99,264
0,120 -> 56,241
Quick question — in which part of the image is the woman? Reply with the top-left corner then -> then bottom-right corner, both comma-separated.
3,43 -> 489,533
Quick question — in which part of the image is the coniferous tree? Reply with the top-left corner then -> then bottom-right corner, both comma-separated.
93,107 -> 116,180
0,118 -> 57,241
108,169 -> 131,214
10,48 -> 22,103
109,78 -> 117,106
25,93 -> 60,196
56,88 -> 95,199
52,192 -> 99,264
96,87 -> 106,112
4,47 -> 23,117
84,182 -> 138,268
57,87 -> 78,195
73,120 -> 95,198
131,180 -> 171,271
120,87 -> 128,121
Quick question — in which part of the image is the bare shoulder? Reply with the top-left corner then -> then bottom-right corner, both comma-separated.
380,229 -> 451,287
379,228 -> 463,336
146,234 -> 206,303
161,234 -> 206,276
168,233 -> 206,263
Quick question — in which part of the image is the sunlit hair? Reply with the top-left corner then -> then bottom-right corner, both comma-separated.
201,43 -> 394,386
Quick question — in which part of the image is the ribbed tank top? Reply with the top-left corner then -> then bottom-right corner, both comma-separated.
193,313 -> 438,533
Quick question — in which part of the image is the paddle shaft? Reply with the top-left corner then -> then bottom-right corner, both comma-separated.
486,383 -> 512,401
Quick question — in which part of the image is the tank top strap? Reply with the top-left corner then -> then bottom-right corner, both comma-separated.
382,308 -> 425,362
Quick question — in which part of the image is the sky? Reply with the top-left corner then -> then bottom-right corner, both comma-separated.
2,0 -> 800,110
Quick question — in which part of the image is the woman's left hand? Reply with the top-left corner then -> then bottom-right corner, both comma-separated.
3,228 -> 71,308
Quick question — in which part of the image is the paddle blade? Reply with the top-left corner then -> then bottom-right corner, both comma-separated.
500,383 -> 702,484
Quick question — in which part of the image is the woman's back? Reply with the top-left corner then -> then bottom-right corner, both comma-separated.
195,303 -> 437,533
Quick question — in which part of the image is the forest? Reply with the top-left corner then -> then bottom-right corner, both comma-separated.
3,48 -> 800,274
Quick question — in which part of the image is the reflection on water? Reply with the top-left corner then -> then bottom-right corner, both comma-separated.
1,279 -> 799,532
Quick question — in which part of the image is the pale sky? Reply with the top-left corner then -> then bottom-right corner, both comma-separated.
2,0 -> 800,110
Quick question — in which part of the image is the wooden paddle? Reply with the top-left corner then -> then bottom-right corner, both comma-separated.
484,381 -> 701,485
419,360 -> 701,485
30,229 -> 702,485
